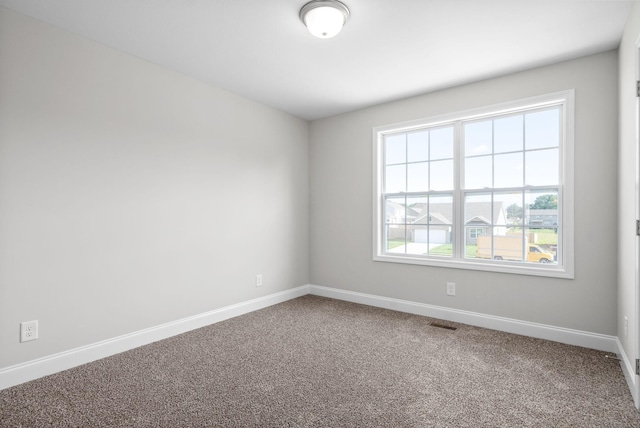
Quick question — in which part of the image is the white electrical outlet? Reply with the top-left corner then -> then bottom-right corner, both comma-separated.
20,320 -> 38,343
446,282 -> 456,296
256,274 -> 262,287
624,316 -> 628,337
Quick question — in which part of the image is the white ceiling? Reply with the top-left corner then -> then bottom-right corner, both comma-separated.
0,0 -> 634,120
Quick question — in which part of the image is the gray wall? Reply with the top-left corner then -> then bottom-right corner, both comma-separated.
0,4 -> 625,375
0,7 -> 309,369
310,51 -> 619,335
618,2 -> 640,365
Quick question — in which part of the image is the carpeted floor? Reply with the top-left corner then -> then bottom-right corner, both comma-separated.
1,295 -> 639,427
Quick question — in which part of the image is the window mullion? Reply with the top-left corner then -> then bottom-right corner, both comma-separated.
404,134 -> 408,252
490,120 -> 495,260
521,118 -> 527,261
454,121 -> 463,260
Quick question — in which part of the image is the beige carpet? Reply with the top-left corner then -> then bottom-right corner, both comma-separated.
1,295 -> 639,427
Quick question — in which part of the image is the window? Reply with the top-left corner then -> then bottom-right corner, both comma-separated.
373,91 -> 574,278
469,228 -> 484,239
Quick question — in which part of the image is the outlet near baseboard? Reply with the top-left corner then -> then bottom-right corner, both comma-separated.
446,282 -> 456,296
20,320 -> 38,343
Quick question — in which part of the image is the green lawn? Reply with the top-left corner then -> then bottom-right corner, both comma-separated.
387,242 -> 476,257
507,228 -> 558,245
430,244 -> 477,257
531,231 -> 558,245
387,241 -> 478,257
387,239 -> 406,250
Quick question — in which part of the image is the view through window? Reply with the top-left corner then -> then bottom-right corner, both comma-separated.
374,91 -> 574,278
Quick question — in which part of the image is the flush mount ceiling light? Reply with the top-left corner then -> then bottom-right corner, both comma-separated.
300,0 -> 350,39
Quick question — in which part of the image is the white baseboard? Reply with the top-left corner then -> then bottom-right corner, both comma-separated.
616,338 -> 639,409
309,284 -> 618,353
0,283 -> 625,397
0,285 -> 310,391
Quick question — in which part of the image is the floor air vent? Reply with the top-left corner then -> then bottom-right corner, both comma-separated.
429,322 -> 457,331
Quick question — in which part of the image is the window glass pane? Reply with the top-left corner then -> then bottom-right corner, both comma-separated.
496,191 -> 524,226
525,108 -> 560,150
406,225 -> 428,255
494,152 -> 523,188
385,164 -> 406,193
524,228 -> 557,264
407,196 -> 428,225
430,159 -> 454,191
385,134 -> 406,164
464,226 -> 490,260
430,126 -> 454,160
385,225 -> 406,253
525,149 -> 558,186
428,194 -> 453,256
429,195 -> 453,227
524,189 -> 558,264
492,233 -> 524,262
407,162 -> 428,192
494,115 -> 523,153
493,191 -> 521,231
385,196 -> 407,253
428,226 -> 453,256
407,131 -> 428,162
385,197 -> 406,225
464,193 -> 495,260
465,155 -> 492,189
464,193 -> 491,224
525,189 -> 558,230
506,225 -> 526,251
464,120 -> 492,156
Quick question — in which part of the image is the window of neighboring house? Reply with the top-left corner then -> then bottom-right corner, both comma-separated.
373,90 -> 574,278
469,228 -> 484,239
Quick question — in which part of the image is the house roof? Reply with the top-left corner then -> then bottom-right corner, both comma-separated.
464,201 -> 506,225
407,201 -> 506,226
386,200 -> 421,221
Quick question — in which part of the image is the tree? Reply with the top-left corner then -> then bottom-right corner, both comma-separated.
506,203 -> 523,219
529,194 -> 557,209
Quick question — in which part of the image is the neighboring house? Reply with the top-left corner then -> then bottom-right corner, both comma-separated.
526,209 -> 558,228
412,203 -> 453,244
385,200 -> 422,224
385,200 -> 423,240
386,200 -> 507,245
464,201 -> 508,244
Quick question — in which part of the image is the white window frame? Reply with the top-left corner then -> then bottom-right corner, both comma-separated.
372,90 -> 574,279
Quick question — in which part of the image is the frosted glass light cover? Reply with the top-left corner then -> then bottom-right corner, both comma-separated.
304,6 -> 345,38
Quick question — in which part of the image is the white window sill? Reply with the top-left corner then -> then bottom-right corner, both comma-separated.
373,253 -> 574,279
